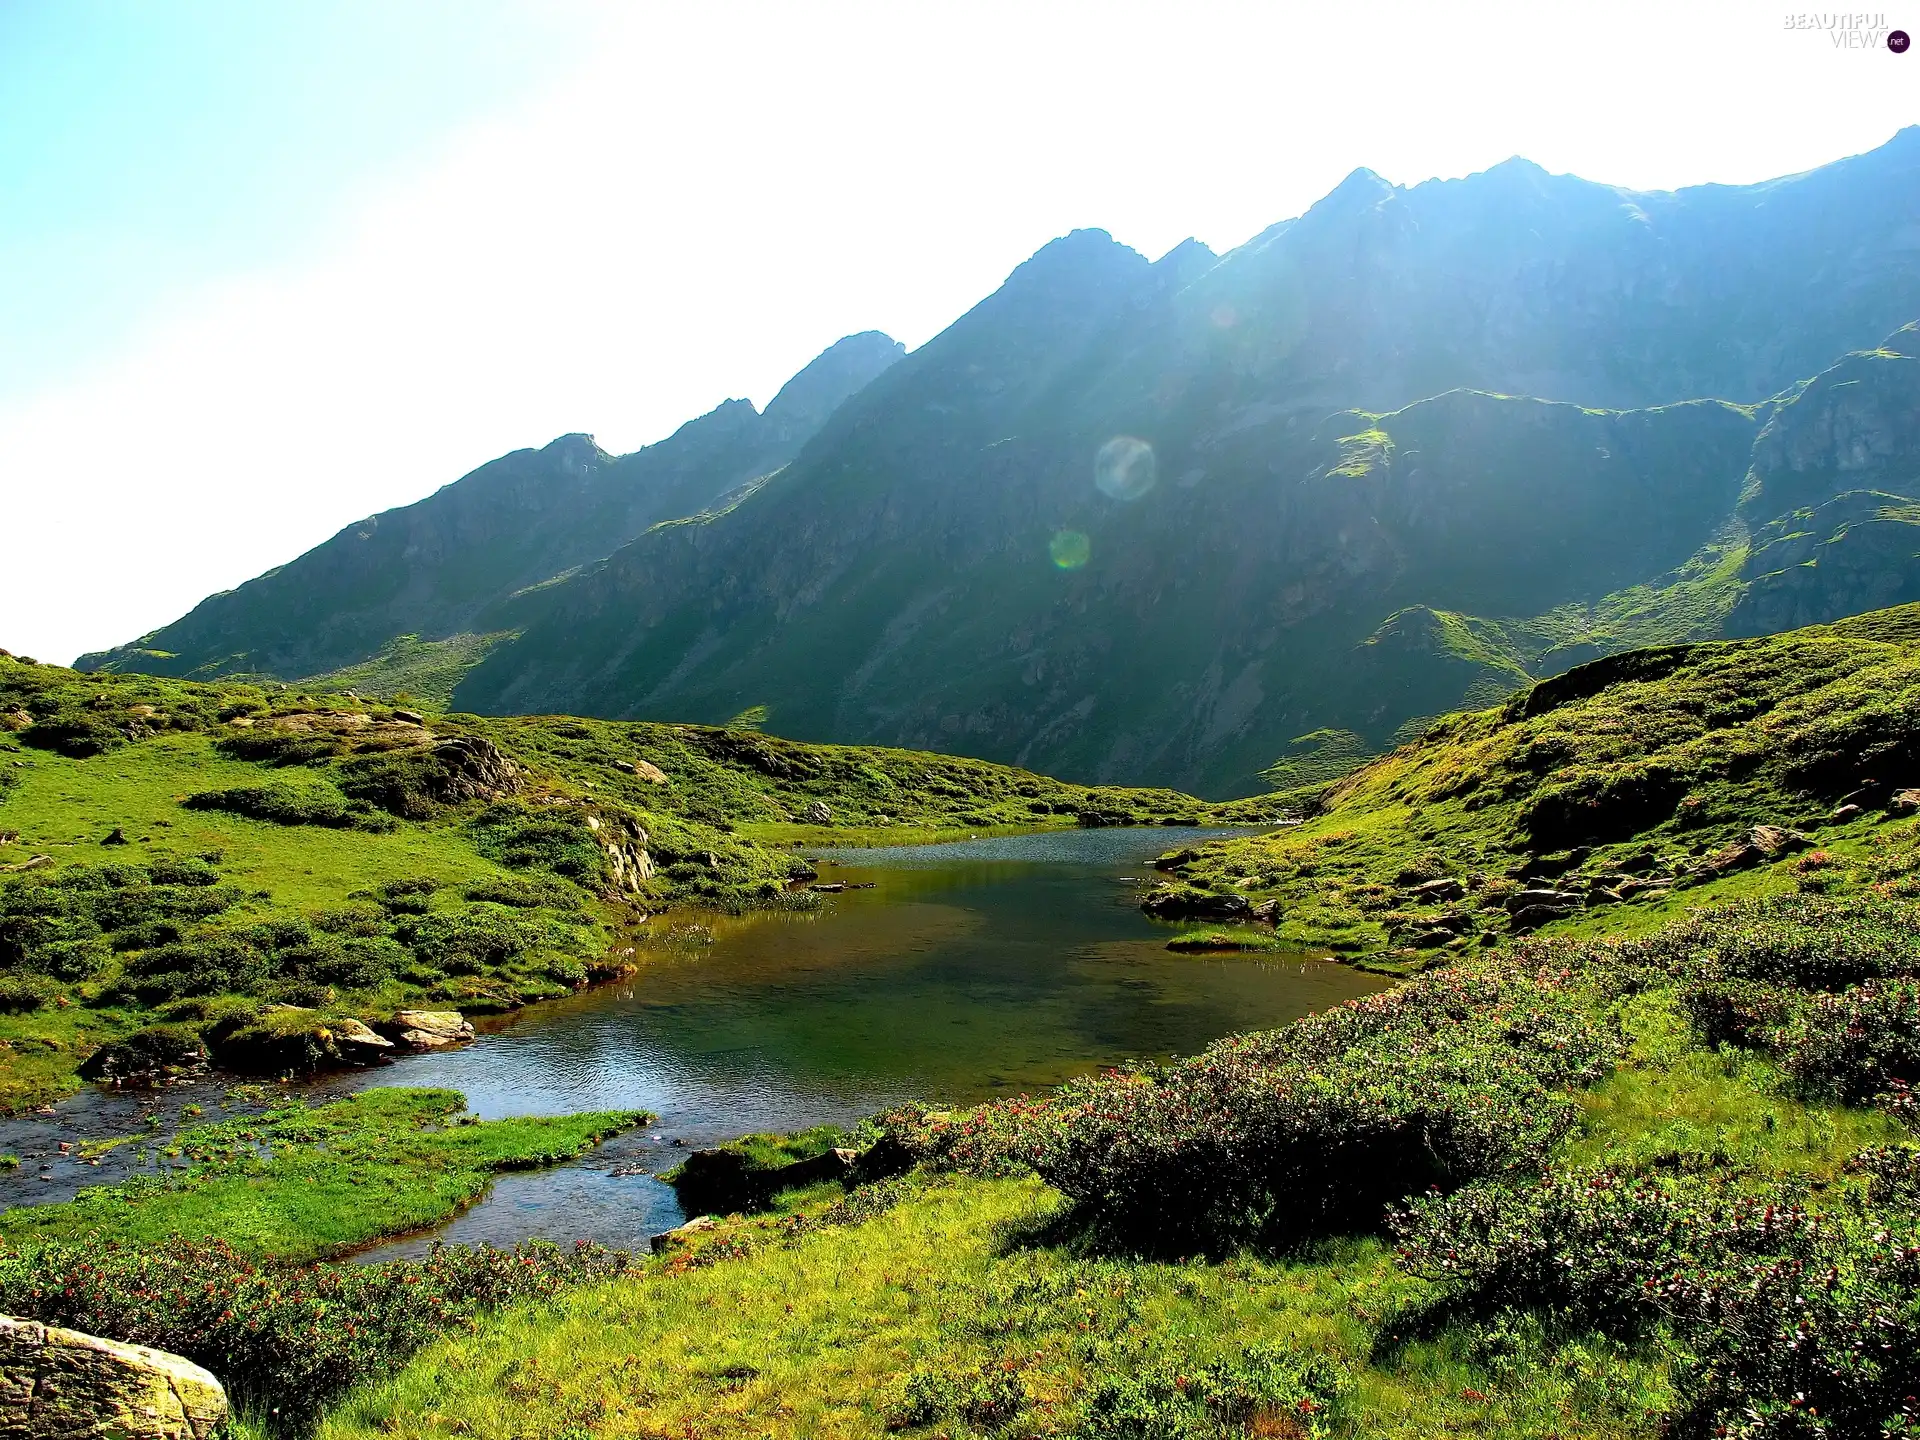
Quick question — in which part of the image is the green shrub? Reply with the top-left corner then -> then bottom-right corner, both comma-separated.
470,804 -> 607,885
214,729 -> 348,765
334,749 -> 451,819
882,957 -> 1622,1253
0,973 -> 57,1012
118,933 -> 268,1001
20,711 -> 126,758
1073,1347 -> 1346,1440
1393,1169 -> 1920,1439
0,1235 -> 634,1432
182,782 -> 392,832
405,907 -> 536,976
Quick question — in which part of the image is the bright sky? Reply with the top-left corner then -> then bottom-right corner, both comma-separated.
3,0 -> 1916,665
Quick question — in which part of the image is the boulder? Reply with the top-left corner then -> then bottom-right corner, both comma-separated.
0,710 -> 31,731
1890,788 -> 1920,814
0,1313 -> 227,1439
1140,885 -> 1254,921
378,1009 -> 474,1050
629,759 -> 668,784
1502,888 -> 1582,913
1509,904 -> 1572,932
1748,824 -> 1814,857
665,1145 -> 856,1217
206,1008 -> 393,1076
391,709 -> 426,725
1407,876 -> 1466,903
649,1215 -> 719,1253
803,800 -> 833,825
1250,898 -> 1281,924
78,1026 -> 210,1086
1825,803 -> 1865,825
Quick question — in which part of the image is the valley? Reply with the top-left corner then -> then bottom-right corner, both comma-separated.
11,122 -> 1920,1440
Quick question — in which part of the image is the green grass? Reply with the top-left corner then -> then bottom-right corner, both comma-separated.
1152,602 -> 1920,955
296,632 -> 519,709
0,655 -> 1254,1109
315,1174 -> 1671,1440
0,1087 -> 644,1262
1559,990 -> 1903,1181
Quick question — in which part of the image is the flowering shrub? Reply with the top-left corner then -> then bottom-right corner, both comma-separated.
1072,1346 -> 1347,1440
878,956 -> 1623,1252
1394,1170 -> 1920,1439
0,1234 -> 634,1431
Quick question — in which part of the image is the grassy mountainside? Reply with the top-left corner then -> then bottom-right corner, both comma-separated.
14,609 -> 1920,1437
77,333 -> 904,686
0,652 -> 1259,1111
1147,600 -> 1920,958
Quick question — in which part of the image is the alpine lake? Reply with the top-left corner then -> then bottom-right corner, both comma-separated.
0,828 -> 1388,1255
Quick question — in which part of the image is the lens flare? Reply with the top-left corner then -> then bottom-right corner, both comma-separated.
1049,529 -> 1091,570
1094,435 -> 1156,501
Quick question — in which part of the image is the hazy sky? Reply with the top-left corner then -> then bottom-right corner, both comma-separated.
3,0 -> 1916,664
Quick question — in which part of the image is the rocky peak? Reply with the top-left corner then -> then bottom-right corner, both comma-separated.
761,331 -> 906,441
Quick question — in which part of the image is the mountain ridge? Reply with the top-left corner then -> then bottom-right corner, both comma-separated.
81,130 -> 1920,794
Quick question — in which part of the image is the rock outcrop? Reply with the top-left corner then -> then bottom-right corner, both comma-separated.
0,1314 -> 227,1439
378,1009 -> 474,1050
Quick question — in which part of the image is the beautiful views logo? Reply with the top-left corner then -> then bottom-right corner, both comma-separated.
1782,11 -> 1910,46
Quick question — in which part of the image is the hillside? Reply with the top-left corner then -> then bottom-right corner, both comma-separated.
1149,598 -> 1920,957
14,607 -> 1920,1438
0,652 -> 1258,1111
74,133 -> 1920,797
77,332 -> 905,692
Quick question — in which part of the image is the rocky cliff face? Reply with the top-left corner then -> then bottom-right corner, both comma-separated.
1726,326 -> 1920,637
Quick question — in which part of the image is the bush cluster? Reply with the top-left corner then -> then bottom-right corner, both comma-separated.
0,1234 -> 634,1431
1,861 -> 237,985
182,781 -> 394,832
1394,1167 -> 1920,1439
1643,896 -> 1920,1103
880,955 -> 1623,1253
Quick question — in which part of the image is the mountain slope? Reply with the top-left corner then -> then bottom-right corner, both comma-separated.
85,130 -> 1920,794
77,332 -> 906,685
1155,598 -> 1920,956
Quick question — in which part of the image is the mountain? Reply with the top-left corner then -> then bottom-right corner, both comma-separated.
447,135 -> 1920,793
83,129 -> 1920,794
77,332 -> 906,688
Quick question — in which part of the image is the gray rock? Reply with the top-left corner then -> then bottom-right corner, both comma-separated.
1407,876 -> 1466,902
803,800 -> 833,825
379,1009 -> 473,1050
1141,885 -> 1255,921
0,1313 -> 227,1439
1503,888 -> 1582,912
650,1214 -> 719,1252
1748,824 -> 1813,856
